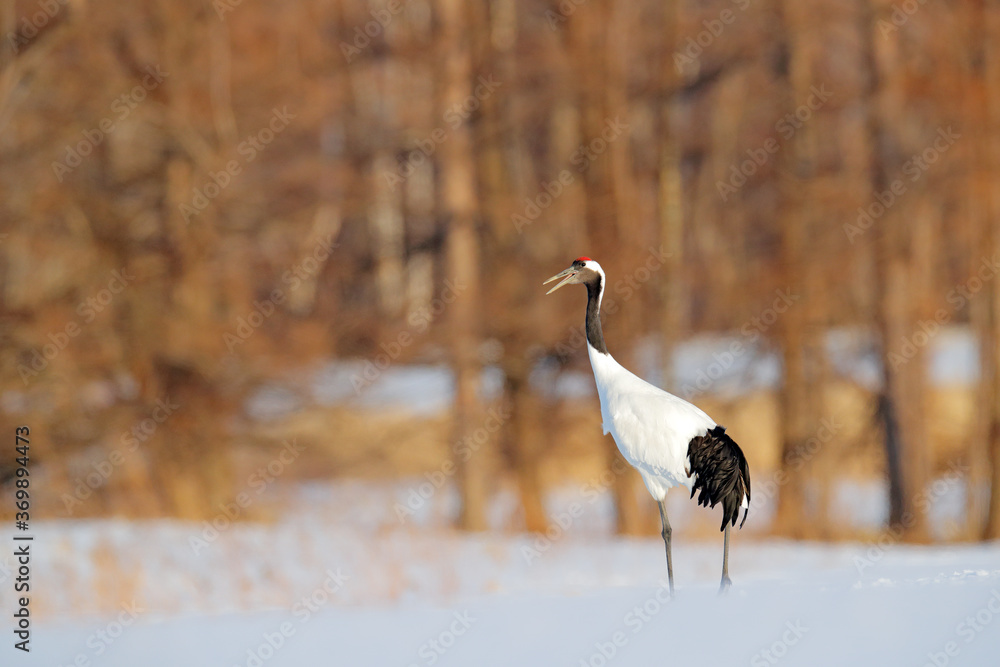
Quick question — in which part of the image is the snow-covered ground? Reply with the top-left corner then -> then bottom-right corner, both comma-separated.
30,560 -> 1000,667
6,479 -> 1000,666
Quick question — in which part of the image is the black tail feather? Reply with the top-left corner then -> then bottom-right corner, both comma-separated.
687,426 -> 751,531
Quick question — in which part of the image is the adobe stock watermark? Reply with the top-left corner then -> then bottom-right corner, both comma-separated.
383,75 -> 502,191
406,611 -> 476,667
887,253 -> 999,370
854,459 -> 970,576
6,0 -> 68,55
223,233 -> 339,353
350,278 -> 468,393
716,85 -> 832,202
394,405 -> 510,523
513,116 -> 630,233
522,457 -> 631,564
672,0 -> 757,75
545,0 -> 592,30
550,245 -> 672,359
180,106 -> 296,223
750,621 -> 809,667
920,589 -> 1000,667
60,397 -> 180,515
843,126 -> 960,243
234,568 -> 350,667
54,600 -> 145,667
51,66 -> 168,182
188,439 -> 306,555
213,0 -> 245,20
680,287 -> 800,397
745,416 -> 842,521
570,117 -> 631,173
578,579 -> 672,667
339,0 -> 416,63
17,268 -> 135,385
877,0 -> 932,38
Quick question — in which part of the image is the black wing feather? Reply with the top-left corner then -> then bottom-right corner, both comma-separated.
687,426 -> 751,531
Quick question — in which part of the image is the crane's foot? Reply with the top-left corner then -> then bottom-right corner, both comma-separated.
719,576 -> 732,594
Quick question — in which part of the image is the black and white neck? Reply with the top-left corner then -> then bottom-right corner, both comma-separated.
579,259 -> 608,355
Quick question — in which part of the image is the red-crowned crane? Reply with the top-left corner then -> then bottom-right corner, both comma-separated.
544,257 -> 751,595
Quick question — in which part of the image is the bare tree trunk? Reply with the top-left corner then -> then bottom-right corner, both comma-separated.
466,0 -> 550,533
981,0 -> 1000,540
658,140 -> 684,383
370,151 -> 406,318
504,370 -> 548,532
970,278 -> 991,537
967,30 -> 991,531
773,0 -> 821,538
864,0 -> 930,539
875,246 -> 930,538
775,212 -> 812,537
439,0 -> 486,531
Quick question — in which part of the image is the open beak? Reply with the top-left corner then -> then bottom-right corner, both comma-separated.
543,267 -> 578,294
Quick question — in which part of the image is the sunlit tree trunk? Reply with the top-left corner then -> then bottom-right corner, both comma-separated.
864,0 -> 930,539
773,0 -> 822,538
981,0 -> 1000,540
439,0 -> 487,531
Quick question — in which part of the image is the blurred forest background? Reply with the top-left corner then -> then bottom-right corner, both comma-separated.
2,0 -> 1000,544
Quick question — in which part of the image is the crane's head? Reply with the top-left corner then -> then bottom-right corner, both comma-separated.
543,257 -> 604,294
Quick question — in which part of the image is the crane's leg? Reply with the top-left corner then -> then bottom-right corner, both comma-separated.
657,499 -> 674,597
720,523 -> 733,593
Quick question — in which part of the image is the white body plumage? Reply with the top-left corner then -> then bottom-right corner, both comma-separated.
587,343 -> 717,501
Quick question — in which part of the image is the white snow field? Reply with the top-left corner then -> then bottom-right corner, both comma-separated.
7,480 -> 1000,666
